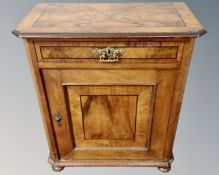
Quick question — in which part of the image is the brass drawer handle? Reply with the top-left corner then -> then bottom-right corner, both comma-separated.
93,47 -> 125,62
55,112 -> 62,126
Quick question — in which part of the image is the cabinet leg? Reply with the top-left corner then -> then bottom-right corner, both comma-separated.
52,166 -> 64,172
158,161 -> 171,172
158,166 -> 171,173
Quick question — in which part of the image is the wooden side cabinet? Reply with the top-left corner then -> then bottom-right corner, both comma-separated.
13,3 -> 206,172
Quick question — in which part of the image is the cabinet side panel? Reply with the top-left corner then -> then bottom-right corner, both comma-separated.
163,38 -> 195,160
24,39 -> 59,160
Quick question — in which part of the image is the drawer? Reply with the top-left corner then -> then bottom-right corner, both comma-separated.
35,41 -> 184,63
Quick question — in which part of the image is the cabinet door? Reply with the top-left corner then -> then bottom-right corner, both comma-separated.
42,69 -> 177,161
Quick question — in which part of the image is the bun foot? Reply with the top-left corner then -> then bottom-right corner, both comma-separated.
52,166 -> 64,172
158,166 -> 171,173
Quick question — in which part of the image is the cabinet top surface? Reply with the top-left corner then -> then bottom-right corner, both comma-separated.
13,3 -> 206,38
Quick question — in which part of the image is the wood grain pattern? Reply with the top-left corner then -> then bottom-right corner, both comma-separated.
62,150 -> 159,160
13,3 -> 206,38
34,3 -> 185,28
163,38 -> 195,160
38,62 -> 180,69
23,40 -> 59,160
66,85 -> 154,150
81,95 -> 137,140
34,41 -> 183,62
42,70 -> 74,157
34,38 -> 184,69
40,46 -> 178,59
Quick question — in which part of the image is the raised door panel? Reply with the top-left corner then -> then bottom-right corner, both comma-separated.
67,85 -> 153,150
42,69 -> 177,160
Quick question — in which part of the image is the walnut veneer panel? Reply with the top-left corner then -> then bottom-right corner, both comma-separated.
81,95 -> 137,140
66,85 -> 154,150
13,3 -> 206,38
40,46 -> 178,59
35,42 -> 181,60
34,41 -> 184,64
34,3 -> 185,28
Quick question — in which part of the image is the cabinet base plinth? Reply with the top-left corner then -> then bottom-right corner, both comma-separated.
48,153 -> 174,172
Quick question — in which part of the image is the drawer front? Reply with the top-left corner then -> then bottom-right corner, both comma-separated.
35,41 -> 183,63
42,69 -> 177,160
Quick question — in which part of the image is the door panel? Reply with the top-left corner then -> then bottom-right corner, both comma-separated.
67,85 -> 154,150
42,69 -> 177,160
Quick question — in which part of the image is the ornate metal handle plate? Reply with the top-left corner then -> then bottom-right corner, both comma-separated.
55,112 -> 62,126
93,47 -> 125,62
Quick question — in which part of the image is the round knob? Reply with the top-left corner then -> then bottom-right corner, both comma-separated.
55,112 -> 62,126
